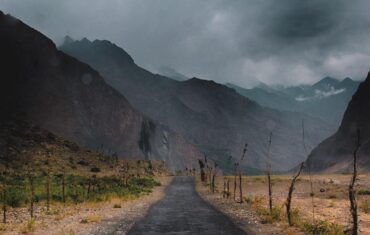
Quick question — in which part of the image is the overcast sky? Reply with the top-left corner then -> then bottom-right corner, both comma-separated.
1,0 -> 370,87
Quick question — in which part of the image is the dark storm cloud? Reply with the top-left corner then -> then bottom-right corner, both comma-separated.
1,0 -> 370,86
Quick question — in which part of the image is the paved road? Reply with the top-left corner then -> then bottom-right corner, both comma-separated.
127,176 -> 247,235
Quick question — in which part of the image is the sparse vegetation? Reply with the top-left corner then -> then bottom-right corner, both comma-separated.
198,173 -> 370,235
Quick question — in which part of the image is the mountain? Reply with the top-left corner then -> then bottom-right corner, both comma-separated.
226,77 -> 360,126
0,11 -> 202,171
60,38 -> 335,172
305,73 -> 370,172
157,66 -> 189,81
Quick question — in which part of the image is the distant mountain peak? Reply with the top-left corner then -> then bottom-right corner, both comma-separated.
313,76 -> 339,87
62,35 -> 75,46
185,77 -> 219,87
340,77 -> 356,86
342,77 -> 353,82
60,37 -> 134,65
80,37 -> 91,43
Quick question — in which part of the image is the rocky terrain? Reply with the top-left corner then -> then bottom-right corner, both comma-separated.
0,11 -> 202,171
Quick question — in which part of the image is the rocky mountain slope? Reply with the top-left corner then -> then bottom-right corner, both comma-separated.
226,77 -> 360,126
0,117 -> 169,175
305,73 -> 370,172
0,11 -> 201,171
60,38 -> 335,172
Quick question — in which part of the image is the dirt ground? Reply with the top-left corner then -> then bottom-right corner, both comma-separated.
197,173 -> 370,234
0,176 -> 172,235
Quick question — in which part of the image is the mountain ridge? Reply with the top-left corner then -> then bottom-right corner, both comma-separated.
226,77 -> 360,126
60,37 -> 335,172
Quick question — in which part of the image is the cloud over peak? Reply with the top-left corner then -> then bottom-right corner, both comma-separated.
1,0 -> 370,87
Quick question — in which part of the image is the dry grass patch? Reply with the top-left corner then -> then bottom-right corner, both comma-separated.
80,215 -> 101,224
19,219 -> 36,234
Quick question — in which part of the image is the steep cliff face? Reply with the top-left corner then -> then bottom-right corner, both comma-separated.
0,11 -> 201,171
61,38 -> 335,172
306,73 -> 370,172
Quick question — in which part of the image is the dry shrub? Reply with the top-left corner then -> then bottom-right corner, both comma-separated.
256,205 -> 283,224
301,220 -> 344,235
113,203 -> 122,208
20,219 -> 36,234
360,200 -> 370,214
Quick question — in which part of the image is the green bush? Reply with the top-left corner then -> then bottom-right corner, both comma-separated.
0,175 -> 160,208
302,220 -> 344,235
1,186 -> 27,207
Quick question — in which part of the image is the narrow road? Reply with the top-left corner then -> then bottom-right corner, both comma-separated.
126,176 -> 247,235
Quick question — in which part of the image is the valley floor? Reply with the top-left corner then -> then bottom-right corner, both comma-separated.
197,174 -> 370,235
1,176 -> 172,235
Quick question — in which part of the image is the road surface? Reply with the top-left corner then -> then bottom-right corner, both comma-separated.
126,176 -> 247,235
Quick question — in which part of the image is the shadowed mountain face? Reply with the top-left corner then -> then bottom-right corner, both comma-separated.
0,12 -> 202,171
226,77 -> 360,126
61,38 -> 335,172
305,73 -> 370,172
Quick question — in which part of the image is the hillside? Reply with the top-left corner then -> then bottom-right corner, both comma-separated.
0,117 -> 170,175
305,73 -> 370,172
60,38 -> 335,172
0,11 -> 201,171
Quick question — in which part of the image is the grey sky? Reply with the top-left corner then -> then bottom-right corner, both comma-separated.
1,0 -> 370,87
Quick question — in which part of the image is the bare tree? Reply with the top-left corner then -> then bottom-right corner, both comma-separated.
136,160 -> 141,178
119,163 -> 130,187
61,167 -> 66,206
1,169 -> 7,223
349,129 -> 361,235
266,132 -> 273,213
45,151 -> 51,211
27,168 -> 35,218
238,144 -> 248,204
302,120 -> 316,226
211,162 -> 218,193
25,149 -> 37,217
198,159 -> 206,182
233,162 -> 238,201
226,179 -> 230,199
238,171 -> 243,203
286,162 -> 304,226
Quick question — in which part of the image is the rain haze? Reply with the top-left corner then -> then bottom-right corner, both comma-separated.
1,0 -> 370,87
